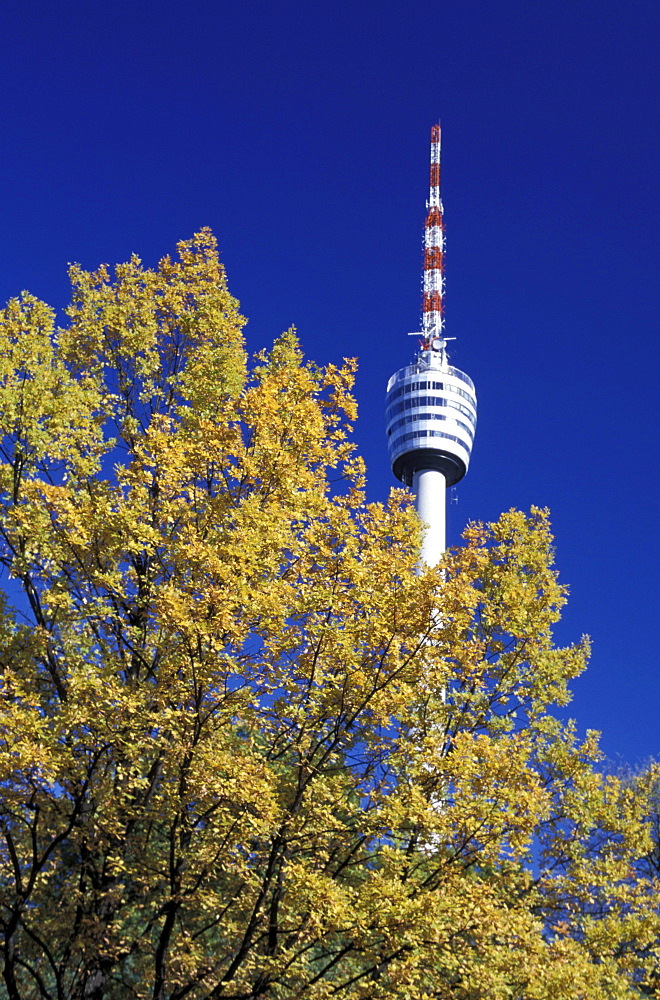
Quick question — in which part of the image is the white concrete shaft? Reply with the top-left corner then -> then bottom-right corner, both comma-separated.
413,467 -> 446,567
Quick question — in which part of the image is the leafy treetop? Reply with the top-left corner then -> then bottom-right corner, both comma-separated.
0,230 -> 658,1000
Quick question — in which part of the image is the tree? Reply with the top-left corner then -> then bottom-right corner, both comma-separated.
0,229 -> 658,999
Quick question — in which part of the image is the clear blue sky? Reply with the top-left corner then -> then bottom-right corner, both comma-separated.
1,1 -> 658,765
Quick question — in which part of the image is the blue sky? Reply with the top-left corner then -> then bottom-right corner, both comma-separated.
1,0 -> 658,764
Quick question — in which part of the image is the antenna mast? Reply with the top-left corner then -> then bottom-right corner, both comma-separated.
423,123 -> 445,342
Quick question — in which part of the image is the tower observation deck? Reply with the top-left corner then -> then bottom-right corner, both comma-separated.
386,126 -> 477,565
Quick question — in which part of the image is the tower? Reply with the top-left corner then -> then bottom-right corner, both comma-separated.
385,126 -> 477,566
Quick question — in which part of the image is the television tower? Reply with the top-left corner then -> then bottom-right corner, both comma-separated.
385,125 -> 477,566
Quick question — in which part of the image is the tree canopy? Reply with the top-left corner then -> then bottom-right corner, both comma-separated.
0,230 -> 658,999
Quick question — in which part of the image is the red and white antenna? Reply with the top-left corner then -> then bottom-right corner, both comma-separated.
423,123 -> 445,341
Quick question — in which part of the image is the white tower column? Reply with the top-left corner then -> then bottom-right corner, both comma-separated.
413,468 -> 446,567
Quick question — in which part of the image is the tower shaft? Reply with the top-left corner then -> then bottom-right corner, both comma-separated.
414,467 -> 446,565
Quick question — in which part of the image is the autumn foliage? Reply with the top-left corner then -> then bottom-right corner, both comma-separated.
0,230 -> 658,999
